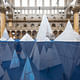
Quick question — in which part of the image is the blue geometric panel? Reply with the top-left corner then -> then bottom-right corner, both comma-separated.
2,70 -> 10,80
10,50 -> 20,69
0,44 -> 12,62
0,65 -> 4,78
21,57 -> 34,80
20,50 -> 26,59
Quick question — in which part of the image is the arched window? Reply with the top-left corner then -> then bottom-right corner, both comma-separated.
59,30 -> 63,34
60,24 -> 63,27
24,24 -> 27,27
31,24 -> 35,27
27,31 -> 31,35
16,24 -> 19,27
52,24 -> 56,27
22,31 -> 26,35
53,31 -> 57,35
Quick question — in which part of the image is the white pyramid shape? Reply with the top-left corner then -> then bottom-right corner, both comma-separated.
8,37 -> 14,41
69,0 -> 76,8
10,50 -> 20,69
0,65 -> 4,77
20,50 -> 26,59
0,44 -> 13,62
55,20 -> 80,42
3,0 -> 11,8
21,57 -> 34,80
36,15 -> 52,41
20,33 -> 34,41
2,28 -> 9,40
0,37 -> 7,41
2,70 -> 10,80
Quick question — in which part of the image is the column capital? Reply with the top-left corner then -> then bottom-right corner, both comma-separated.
72,6 -> 80,12
1,8 -> 6,13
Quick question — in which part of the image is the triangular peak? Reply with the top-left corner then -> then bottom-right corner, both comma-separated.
0,44 -> 13,62
46,46 -> 61,68
41,46 -> 46,54
10,50 -> 20,69
2,28 -> 9,40
37,37 -> 50,42
64,20 -> 73,32
2,70 -> 10,80
36,15 -> 52,41
23,57 -> 32,73
39,46 -> 48,70
32,44 -> 40,70
20,50 -> 26,59
55,20 -> 80,41
0,65 -> 4,78
0,37 -> 7,41
21,57 -> 34,80
8,37 -> 14,41
30,43 -> 38,59
20,33 -> 34,41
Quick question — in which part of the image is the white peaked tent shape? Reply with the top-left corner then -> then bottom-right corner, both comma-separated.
2,28 -> 9,40
8,37 -> 14,41
10,50 -> 20,69
69,0 -> 76,8
3,0 -> 11,8
2,70 -> 10,80
0,65 -> 4,78
21,57 -> 34,80
36,15 -> 52,41
20,33 -> 34,41
20,50 -> 26,59
0,44 -> 13,62
55,20 -> 80,41
0,37 -> 7,41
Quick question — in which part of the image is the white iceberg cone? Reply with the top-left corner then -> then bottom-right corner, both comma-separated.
1,28 -> 9,41
55,20 -> 80,42
36,15 -> 52,41
20,33 -> 34,41
8,37 -> 14,41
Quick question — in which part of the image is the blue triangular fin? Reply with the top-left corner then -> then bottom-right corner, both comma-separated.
21,57 -> 34,80
10,50 -> 20,69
